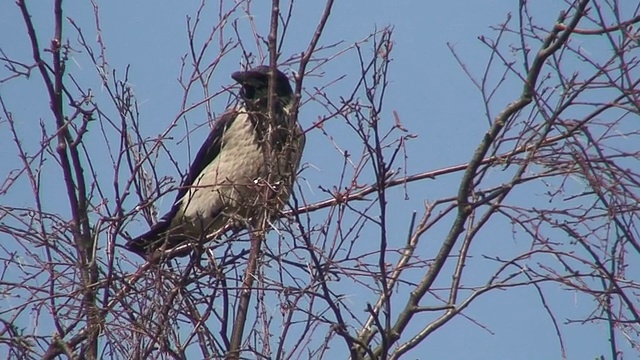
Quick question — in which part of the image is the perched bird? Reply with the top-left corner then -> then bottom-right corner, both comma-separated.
125,66 -> 305,260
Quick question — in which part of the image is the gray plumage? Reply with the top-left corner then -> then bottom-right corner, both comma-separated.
125,66 -> 304,260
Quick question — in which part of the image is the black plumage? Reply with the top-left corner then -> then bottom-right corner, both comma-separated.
125,66 -> 304,260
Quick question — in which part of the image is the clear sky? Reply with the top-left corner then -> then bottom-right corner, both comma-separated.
1,1 -> 637,359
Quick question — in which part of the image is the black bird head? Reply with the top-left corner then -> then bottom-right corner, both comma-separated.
232,66 -> 293,111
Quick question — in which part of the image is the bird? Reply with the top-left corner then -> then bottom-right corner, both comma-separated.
125,65 -> 305,261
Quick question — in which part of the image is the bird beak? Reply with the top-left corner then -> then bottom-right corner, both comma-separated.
232,70 -> 268,87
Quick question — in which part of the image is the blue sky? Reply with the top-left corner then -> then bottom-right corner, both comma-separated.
1,1 -> 637,359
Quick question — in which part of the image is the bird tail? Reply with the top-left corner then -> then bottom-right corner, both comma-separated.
124,220 -> 173,259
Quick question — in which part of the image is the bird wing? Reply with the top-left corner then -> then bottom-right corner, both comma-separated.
170,110 -> 237,211
125,110 -> 238,256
